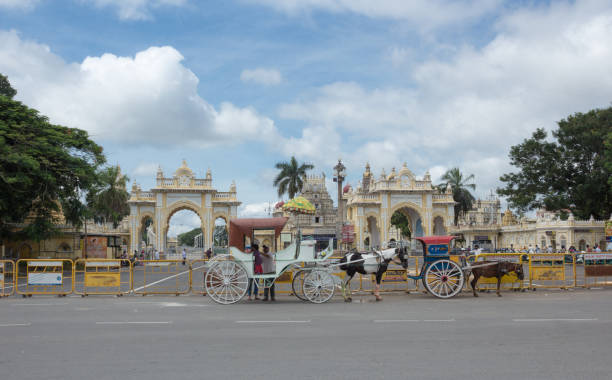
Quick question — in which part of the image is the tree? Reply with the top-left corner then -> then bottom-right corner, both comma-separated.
87,165 -> 130,228
390,211 -> 411,240
0,74 -> 16,99
177,227 -> 201,247
213,224 -> 228,246
0,77 -> 105,243
498,107 -> 612,220
438,168 -> 476,225
273,156 -> 314,199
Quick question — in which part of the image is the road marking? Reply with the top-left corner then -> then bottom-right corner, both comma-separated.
512,318 -> 598,322
11,303 -> 68,306
424,319 -> 455,322
132,265 -> 204,292
373,320 -> 419,323
235,320 -> 311,324
0,323 -> 31,327
95,321 -> 173,325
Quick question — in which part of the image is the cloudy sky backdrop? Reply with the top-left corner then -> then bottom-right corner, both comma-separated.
1,0 -> 611,236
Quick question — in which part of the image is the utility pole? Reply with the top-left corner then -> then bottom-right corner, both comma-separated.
333,159 -> 346,250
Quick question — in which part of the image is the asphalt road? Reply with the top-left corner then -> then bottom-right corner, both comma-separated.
1,288 -> 611,380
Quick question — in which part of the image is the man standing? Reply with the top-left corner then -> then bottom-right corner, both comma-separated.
154,249 -> 160,261
182,248 -> 187,265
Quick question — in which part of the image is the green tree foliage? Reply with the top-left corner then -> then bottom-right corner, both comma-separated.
0,74 -> 16,99
438,168 -> 476,225
0,77 -> 104,241
273,156 -> 314,199
498,107 -> 612,220
177,227 -> 202,247
87,165 -> 130,228
390,211 -> 411,239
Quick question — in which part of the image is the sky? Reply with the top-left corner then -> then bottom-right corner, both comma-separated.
1,0 -> 612,236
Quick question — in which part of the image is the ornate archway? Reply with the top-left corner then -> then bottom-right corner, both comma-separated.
128,160 -> 240,253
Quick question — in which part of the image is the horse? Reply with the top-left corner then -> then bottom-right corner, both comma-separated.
469,260 -> 525,297
338,246 -> 409,302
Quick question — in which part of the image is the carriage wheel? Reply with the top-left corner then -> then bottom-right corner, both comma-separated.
205,258 -> 248,304
302,270 -> 335,304
422,259 -> 464,299
292,270 -> 307,301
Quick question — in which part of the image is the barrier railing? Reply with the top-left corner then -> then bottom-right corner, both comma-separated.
189,259 -> 209,295
528,253 -> 569,289
470,253 -> 526,292
132,260 -> 191,295
73,259 -> 132,296
1,260 -> 15,297
583,253 -> 612,288
15,259 -> 73,297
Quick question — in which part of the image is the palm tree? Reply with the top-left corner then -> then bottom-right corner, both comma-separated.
439,168 -> 476,225
273,156 -> 314,199
87,166 -> 130,228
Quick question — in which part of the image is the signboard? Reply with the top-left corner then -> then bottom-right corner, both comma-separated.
85,236 -> 107,259
342,225 -> 355,243
28,273 -> 62,285
381,269 -> 407,283
84,273 -> 120,287
427,244 -> 448,255
584,253 -> 612,276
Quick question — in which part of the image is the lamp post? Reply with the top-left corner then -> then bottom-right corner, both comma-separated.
333,159 -> 346,250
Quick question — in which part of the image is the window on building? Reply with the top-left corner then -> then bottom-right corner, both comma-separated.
315,217 -> 320,224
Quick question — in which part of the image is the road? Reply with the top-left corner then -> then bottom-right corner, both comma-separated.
1,288 -> 611,380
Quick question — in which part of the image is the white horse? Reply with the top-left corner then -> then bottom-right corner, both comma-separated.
338,246 -> 408,301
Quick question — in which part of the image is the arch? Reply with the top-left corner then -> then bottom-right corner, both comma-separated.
433,216 -> 446,236
163,203 -> 205,253
18,243 -> 32,259
57,242 -> 71,252
365,213 -> 381,249
578,239 -> 586,251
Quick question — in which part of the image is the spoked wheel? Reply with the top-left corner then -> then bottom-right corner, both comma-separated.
302,270 -> 335,304
422,259 -> 464,299
205,257 -> 249,304
292,270 -> 308,301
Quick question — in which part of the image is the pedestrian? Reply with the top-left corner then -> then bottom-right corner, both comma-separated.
206,248 -> 212,260
154,249 -> 160,260
182,248 -> 187,265
261,245 -> 275,302
586,244 -> 592,252
594,244 -> 602,253
246,243 -> 262,301
546,245 -> 553,253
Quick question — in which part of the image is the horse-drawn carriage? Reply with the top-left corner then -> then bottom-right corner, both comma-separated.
204,217 -> 335,304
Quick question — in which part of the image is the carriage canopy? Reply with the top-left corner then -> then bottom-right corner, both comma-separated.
228,217 -> 289,251
415,236 -> 457,256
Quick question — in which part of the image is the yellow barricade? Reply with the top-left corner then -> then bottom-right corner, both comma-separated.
528,253 -> 569,289
583,253 -> 612,288
132,260 -> 190,295
1,260 -> 16,297
470,253 -> 525,292
189,259 -> 209,295
16,259 -> 73,297
73,259 -> 132,296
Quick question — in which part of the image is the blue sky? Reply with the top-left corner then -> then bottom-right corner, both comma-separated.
1,0 -> 612,235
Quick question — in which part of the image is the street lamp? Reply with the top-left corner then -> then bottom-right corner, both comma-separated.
333,159 -> 346,250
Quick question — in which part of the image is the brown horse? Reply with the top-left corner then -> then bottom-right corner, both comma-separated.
469,261 -> 524,297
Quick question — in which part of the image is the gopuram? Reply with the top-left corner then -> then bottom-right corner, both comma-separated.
127,160 -> 240,253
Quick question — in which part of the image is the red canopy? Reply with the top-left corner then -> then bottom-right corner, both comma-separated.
415,236 -> 457,246
228,217 -> 288,251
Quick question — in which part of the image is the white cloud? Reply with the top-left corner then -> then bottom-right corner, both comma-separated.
240,68 -> 283,85
238,202 -> 272,218
132,163 -> 159,177
84,0 -> 188,20
246,0 -> 501,30
0,30 -> 279,147
0,0 -> 39,10
275,1 -> 612,198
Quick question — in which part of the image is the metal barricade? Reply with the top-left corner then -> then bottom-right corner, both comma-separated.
73,259 -> 132,296
132,260 -> 190,295
189,258 -> 209,295
470,253 -> 526,292
528,253 -> 569,289
15,259 -> 73,297
583,253 -> 612,288
1,260 -> 16,297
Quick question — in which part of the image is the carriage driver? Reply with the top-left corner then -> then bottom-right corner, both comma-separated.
261,245 -> 276,301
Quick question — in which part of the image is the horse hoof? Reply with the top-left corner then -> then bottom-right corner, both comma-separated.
473,293 -> 479,297
345,298 -> 352,302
